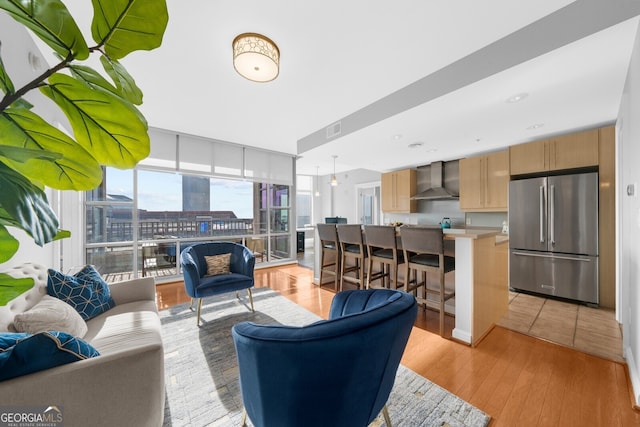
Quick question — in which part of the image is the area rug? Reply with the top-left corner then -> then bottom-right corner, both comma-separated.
160,288 -> 490,427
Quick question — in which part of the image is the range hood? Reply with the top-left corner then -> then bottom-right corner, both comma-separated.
411,161 -> 459,200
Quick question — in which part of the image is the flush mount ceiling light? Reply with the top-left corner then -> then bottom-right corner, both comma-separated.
232,33 -> 280,82
331,155 -> 338,187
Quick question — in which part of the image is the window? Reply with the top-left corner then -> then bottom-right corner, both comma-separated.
84,129 -> 295,282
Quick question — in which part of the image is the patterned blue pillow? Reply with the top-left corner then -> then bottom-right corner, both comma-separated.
0,333 -> 30,351
47,265 -> 116,320
0,331 -> 100,381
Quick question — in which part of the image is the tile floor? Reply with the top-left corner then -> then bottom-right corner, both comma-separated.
497,292 -> 623,362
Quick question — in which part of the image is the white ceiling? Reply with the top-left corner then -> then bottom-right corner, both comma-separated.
65,0 -> 640,176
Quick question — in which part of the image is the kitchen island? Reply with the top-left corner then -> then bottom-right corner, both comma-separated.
444,228 -> 509,346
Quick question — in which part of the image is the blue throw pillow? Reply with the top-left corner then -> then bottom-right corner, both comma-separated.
0,331 -> 100,381
0,333 -> 30,351
47,265 -> 116,320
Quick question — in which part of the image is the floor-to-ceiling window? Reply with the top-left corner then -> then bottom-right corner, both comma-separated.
84,128 -> 294,282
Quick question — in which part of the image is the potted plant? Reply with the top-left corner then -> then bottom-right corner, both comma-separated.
0,0 -> 168,303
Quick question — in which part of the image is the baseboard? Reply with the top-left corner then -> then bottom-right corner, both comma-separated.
625,345 -> 640,407
452,328 -> 471,345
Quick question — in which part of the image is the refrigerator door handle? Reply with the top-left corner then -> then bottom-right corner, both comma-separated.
539,186 -> 545,243
550,184 -> 555,245
512,251 -> 593,262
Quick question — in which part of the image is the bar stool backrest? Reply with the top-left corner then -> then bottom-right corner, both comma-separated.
400,226 -> 444,255
337,224 -> 366,255
364,225 -> 398,250
317,223 -> 339,249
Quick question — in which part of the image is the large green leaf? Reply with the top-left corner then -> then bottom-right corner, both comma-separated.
0,273 -> 34,306
0,41 -> 15,95
52,229 -> 70,241
67,62 -> 146,124
0,162 -> 59,246
0,0 -> 89,60
100,56 -> 143,105
0,107 -> 103,190
68,63 -> 120,96
0,225 -> 19,263
40,73 -> 149,168
91,0 -> 169,60
0,144 -> 61,163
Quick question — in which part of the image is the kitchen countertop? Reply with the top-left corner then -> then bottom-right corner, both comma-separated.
443,227 -> 507,241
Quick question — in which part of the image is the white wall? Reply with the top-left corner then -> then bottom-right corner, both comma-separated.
618,20 -> 640,405
318,169 -> 381,223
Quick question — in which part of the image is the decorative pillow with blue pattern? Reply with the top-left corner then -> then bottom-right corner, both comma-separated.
0,333 -> 29,350
47,265 -> 116,320
0,331 -> 100,381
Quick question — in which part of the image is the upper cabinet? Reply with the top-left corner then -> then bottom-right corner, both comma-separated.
459,150 -> 509,211
381,169 -> 416,213
510,129 -> 599,175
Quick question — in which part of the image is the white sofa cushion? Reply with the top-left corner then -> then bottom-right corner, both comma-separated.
13,295 -> 88,337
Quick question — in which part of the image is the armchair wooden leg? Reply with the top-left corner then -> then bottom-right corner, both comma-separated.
248,288 -> 254,312
196,298 -> 203,327
382,404 -> 392,427
241,408 -> 248,426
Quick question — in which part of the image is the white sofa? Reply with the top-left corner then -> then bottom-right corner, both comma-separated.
0,263 -> 165,427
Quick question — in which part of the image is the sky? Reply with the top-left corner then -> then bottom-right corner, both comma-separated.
106,168 -> 254,218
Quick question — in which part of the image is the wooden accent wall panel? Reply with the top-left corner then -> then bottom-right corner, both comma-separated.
598,126 -> 616,309
472,236 -> 509,345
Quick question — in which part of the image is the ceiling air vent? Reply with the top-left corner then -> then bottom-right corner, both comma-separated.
326,121 -> 341,139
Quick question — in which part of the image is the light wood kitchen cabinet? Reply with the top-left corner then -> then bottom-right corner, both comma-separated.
551,129 -> 599,170
459,150 -> 509,211
510,128 -> 599,175
381,169 -> 416,213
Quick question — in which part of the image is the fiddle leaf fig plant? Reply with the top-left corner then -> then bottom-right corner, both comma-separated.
0,0 -> 168,303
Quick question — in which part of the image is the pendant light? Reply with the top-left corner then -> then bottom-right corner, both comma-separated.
315,166 -> 320,197
330,155 -> 338,187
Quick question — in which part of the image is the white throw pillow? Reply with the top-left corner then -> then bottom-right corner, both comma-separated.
13,295 -> 88,338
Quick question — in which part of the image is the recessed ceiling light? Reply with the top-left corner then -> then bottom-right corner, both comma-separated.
393,134 -> 403,140
506,93 -> 529,103
527,123 -> 544,130
408,142 -> 423,149
425,148 -> 438,153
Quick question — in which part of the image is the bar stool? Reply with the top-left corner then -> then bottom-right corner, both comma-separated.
336,224 -> 368,291
316,223 -> 340,290
400,226 -> 455,337
364,225 -> 404,290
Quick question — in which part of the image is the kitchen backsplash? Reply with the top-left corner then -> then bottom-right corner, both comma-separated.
384,200 -> 507,229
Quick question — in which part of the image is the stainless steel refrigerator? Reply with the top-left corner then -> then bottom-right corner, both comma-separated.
508,172 -> 599,304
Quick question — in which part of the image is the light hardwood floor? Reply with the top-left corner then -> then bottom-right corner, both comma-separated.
156,264 -> 640,427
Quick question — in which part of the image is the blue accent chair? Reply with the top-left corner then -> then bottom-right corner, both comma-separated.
180,242 -> 255,326
232,289 -> 418,427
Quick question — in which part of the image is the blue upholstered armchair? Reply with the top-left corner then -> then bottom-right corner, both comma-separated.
232,289 -> 418,427
180,242 -> 255,326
